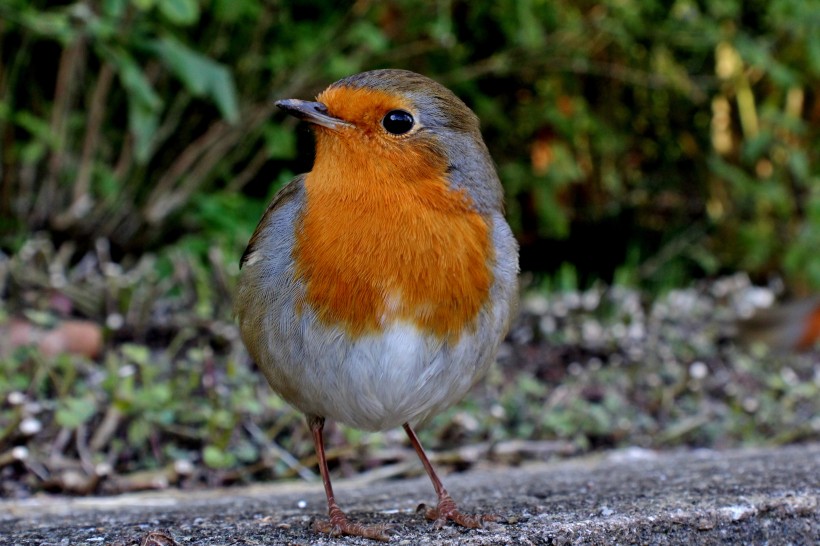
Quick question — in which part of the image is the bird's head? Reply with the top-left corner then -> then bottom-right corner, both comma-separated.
275,69 -> 503,212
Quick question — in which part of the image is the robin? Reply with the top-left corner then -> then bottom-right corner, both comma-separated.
737,296 -> 820,352
235,69 -> 519,541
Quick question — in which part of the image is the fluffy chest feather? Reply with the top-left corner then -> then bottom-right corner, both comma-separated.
293,150 -> 493,341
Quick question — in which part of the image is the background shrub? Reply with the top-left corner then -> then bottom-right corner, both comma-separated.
0,0 -> 817,290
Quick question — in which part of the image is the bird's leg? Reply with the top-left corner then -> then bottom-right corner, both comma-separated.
308,415 -> 392,542
403,423 -> 496,529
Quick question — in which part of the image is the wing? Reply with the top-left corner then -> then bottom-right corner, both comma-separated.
240,174 -> 306,269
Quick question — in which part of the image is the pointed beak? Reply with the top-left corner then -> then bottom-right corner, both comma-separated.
275,99 -> 352,130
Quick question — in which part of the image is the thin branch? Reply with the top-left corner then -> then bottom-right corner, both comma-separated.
113,133 -> 133,180
74,62 -> 115,203
52,62 -> 116,231
37,36 -> 86,224
148,93 -> 192,157
143,119 -> 231,222
444,49 -> 712,103
226,145 -> 269,193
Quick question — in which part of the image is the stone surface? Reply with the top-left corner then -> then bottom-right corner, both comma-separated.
1,443 -> 818,545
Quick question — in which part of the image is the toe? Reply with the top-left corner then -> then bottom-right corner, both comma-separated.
313,518 -> 393,542
419,495 -> 498,530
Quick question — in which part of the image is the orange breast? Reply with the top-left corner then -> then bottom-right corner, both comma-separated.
293,136 -> 492,341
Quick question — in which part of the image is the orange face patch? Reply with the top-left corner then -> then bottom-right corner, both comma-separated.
317,86 -> 413,132
292,87 -> 493,341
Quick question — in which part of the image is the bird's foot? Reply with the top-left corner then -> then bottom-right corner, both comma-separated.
417,493 -> 496,529
313,505 -> 393,542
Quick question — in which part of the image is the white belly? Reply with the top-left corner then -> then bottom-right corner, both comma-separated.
265,316 -> 500,431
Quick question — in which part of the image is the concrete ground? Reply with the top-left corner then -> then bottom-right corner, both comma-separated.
1,443 -> 818,545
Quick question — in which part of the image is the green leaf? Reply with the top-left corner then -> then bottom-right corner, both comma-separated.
18,8 -> 74,42
128,98 -> 160,163
121,343 -> 151,366
203,445 -> 236,469
110,50 -> 163,162
159,0 -> 199,25
213,0 -> 261,21
807,31 -> 820,75
13,111 -> 57,147
234,441 -> 259,463
130,0 -> 156,11
128,419 -> 151,444
116,58 -> 162,111
152,37 -> 207,95
151,37 -> 239,123
209,67 -> 240,123
787,150 -> 809,181
134,383 -> 173,408
103,0 -> 128,18
56,397 -> 97,429
348,20 -> 389,52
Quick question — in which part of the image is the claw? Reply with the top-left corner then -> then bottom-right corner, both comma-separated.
313,519 -> 393,541
313,508 -> 393,542
419,494 -> 497,530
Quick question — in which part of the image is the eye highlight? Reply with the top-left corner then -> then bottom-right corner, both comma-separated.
382,110 -> 414,135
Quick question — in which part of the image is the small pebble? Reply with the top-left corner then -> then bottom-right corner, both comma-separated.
689,361 -> 708,379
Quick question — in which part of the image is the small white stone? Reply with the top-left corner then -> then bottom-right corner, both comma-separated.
19,417 -> 42,435
539,315 -> 556,334
523,294 -> 549,315
582,290 -> 600,310
742,397 -> 759,413
7,391 -> 26,405
780,367 -> 798,386
719,504 -> 755,521
174,459 -> 195,475
490,404 -> 506,419
106,313 -> 124,330
689,361 -> 708,380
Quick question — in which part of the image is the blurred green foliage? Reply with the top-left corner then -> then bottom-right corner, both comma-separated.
0,0 -> 818,290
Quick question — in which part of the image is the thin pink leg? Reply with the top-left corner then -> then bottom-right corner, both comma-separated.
309,416 -> 392,541
403,423 -> 496,529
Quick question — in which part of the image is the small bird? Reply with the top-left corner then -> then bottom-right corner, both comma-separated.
235,69 -> 519,541
736,296 -> 820,352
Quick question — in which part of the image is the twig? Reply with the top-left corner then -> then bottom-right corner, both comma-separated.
225,146 -> 269,193
49,427 -> 73,460
637,223 -> 707,280
37,35 -> 86,223
245,421 -> 316,481
75,423 -> 95,473
89,405 -> 123,452
144,120 -> 231,222
445,49 -> 711,103
113,133 -> 134,181
148,93 -> 192,158
71,62 -> 115,207
0,446 -> 28,468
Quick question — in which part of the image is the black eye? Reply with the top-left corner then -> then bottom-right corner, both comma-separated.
382,110 -> 414,135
